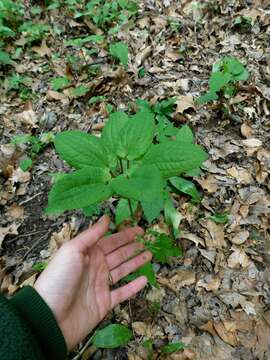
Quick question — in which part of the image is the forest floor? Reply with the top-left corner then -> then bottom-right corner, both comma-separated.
0,0 -> 270,359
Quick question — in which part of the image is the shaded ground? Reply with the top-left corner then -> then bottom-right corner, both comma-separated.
0,0 -> 270,359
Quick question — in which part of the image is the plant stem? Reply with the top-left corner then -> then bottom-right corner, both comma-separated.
128,199 -> 134,220
119,159 -> 124,173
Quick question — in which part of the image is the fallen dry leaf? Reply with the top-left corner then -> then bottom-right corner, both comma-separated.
0,224 -> 20,248
175,95 -> 195,114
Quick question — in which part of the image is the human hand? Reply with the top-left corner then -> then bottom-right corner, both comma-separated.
34,215 -> 152,350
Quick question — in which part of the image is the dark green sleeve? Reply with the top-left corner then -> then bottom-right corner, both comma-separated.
0,286 -> 67,360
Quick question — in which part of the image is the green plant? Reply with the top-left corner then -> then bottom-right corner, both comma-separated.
51,76 -> 70,91
46,108 -> 207,218
233,16 -> 252,30
197,57 -> 249,104
160,341 -> 185,354
46,106 -> 207,284
18,21 -> 49,44
91,324 -> 132,348
73,0 -> 138,33
136,98 -> 178,143
109,41 -> 128,67
12,132 -> 54,169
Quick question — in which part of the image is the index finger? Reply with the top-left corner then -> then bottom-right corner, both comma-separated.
97,226 -> 144,255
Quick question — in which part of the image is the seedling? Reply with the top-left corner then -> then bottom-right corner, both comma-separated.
197,57 -> 249,105
73,0 -> 138,34
12,132 -> 54,170
109,42 -> 129,67
233,16 -> 252,30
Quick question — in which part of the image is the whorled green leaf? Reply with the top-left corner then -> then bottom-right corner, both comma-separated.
101,111 -> 128,166
116,110 -> 155,160
125,262 -> 157,287
92,324 -> 133,348
143,141 -> 207,178
141,196 -> 164,223
176,124 -> 194,143
54,131 -> 108,169
169,176 -> 201,203
164,196 -> 182,238
46,167 -> 112,214
115,198 -> 138,225
111,165 -> 163,202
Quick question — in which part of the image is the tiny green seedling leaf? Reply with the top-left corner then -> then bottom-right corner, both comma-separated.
161,341 -> 185,354
146,232 -> 182,263
20,158 -> 33,171
169,176 -> 201,203
208,213 -> 229,224
51,77 -> 70,91
109,42 -> 129,66
32,262 -> 47,272
92,324 -> 133,348
72,85 -> 88,97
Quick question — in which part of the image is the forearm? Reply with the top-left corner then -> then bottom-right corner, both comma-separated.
0,286 -> 67,360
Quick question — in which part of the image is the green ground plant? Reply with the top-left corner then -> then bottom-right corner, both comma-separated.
197,56 -> 249,105
46,103 -> 207,284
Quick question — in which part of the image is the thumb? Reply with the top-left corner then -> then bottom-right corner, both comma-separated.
72,215 -> 110,252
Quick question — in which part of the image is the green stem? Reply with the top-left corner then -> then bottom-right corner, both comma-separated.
128,199 -> 134,220
119,159 -> 124,173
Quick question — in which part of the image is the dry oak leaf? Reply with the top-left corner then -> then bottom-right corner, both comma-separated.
213,321 -> 238,347
196,175 -> 218,193
14,109 -> 38,127
6,204 -> 24,220
203,220 -> 226,249
175,95 -> 195,114
159,269 -> 196,292
242,138 -> 262,148
32,39 -> 51,57
226,166 -> 253,185
0,223 -> 20,248
132,321 -> 163,338
227,247 -> 250,269
230,231 -> 249,245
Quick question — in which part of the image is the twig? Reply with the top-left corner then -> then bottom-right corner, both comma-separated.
22,231 -> 52,260
72,335 -> 94,360
19,192 -> 43,206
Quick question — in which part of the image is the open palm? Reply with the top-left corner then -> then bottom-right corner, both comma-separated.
34,216 -> 152,350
